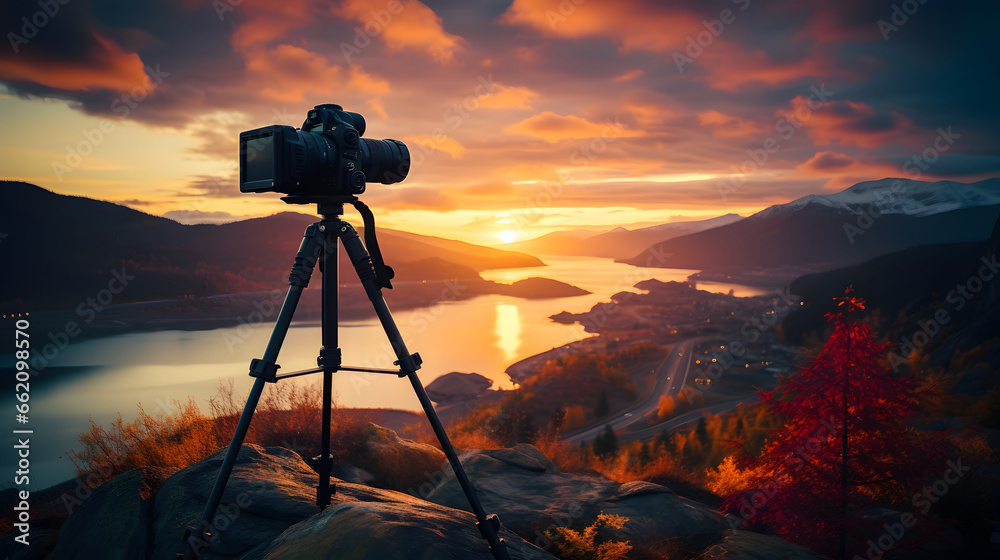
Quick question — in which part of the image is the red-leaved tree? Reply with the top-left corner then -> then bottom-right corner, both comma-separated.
721,288 -> 947,558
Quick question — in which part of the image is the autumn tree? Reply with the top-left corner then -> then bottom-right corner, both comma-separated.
721,288 -> 947,558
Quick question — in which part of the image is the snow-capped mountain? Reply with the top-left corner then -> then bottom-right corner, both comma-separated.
752,178 -> 1000,221
625,177 -> 1000,272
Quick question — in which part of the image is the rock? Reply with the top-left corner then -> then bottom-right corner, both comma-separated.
146,444 -> 555,560
0,518 -> 60,560
333,423 -> 448,493
499,277 -> 591,299
242,481 -> 559,560
695,530 -> 830,559
152,445 -> 321,560
421,444 -> 726,548
425,372 -> 494,403
48,468 -> 172,560
36,432 -> 825,559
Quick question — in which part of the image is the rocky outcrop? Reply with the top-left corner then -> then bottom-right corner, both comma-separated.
26,427 -> 828,559
43,444 -> 555,560
49,468 -> 172,560
421,445 -> 727,550
695,529 -> 828,559
330,423 -> 447,492
152,445 -> 322,560
425,372 -> 494,403
241,484 -> 556,560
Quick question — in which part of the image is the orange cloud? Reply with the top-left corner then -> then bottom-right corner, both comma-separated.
695,41 -> 847,91
697,110 -> 768,138
230,0 -> 317,52
347,63 -> 391,95
785,97 -> 921,148
245,44 -> 341,102
798,150 -> 859,171
504,111 -> 644,143
406,133 -> 466,159
0,32 -> 146,92
613,69 -> 644,82
621,90 -> 677,128
499,0 -> 701,53
336,0 -> 464,64
794,150 -> 902,191
478,84 -> 538,109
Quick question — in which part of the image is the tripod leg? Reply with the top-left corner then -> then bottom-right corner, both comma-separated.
180,225 -> 323,560
337,224 -> 511,560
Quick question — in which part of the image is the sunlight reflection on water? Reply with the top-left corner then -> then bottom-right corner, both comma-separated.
494,303 -> 522,362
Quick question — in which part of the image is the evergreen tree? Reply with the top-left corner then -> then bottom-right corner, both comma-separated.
593,424 -> 618,458
721,288 -> 947,558
595,389 -> 610,417
696,416 -> 710,446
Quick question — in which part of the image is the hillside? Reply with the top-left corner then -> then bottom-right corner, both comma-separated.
782,215 -> 1000,352
0,182 -> 549,311
507,214 -> 743,258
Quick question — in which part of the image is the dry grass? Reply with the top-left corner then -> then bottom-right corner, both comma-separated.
71,380 -> 375,485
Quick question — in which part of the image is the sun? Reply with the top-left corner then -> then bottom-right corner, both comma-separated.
497,229 -> 519,244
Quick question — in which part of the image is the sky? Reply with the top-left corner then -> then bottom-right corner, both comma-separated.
1,0 -> 998,245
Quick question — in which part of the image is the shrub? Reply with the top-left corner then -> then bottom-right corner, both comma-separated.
547,512 -> 632,560
71,380 -> 374,484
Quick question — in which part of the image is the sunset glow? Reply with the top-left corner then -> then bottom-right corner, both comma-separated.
497,229 -> 519,244
0,0 -> 996,243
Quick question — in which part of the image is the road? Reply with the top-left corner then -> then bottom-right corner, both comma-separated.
562,337 -> 709,445
618,399 -> 751,443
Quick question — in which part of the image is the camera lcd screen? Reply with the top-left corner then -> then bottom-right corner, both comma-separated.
244,136 -> 274,183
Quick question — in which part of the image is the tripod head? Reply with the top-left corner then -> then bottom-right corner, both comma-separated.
281,194 -> 395,289
280,194 -> 359,217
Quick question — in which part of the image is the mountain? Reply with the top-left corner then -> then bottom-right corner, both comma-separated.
506,214 -> 743,258
625,178 -> 1000,275
0,182 -> 544,310
782,215 -> 1000,372
753,177 -> 1000,220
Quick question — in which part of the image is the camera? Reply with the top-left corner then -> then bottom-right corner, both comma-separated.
239,104 -> 409,196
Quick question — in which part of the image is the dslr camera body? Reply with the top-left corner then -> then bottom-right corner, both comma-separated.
239,104 -> 409,196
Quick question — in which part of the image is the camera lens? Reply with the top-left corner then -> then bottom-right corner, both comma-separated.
361,138 -> 410,184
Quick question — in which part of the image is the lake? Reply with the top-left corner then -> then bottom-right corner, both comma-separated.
5,256 -> 769,488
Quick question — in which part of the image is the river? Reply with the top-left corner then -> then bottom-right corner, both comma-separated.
6,256 -> 768,487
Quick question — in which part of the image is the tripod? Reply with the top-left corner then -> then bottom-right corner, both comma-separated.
180,196 -> 509,560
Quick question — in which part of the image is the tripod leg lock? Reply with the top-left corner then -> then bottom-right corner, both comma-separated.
289,224 -> 322,288
318,347 -> 342,370
476,514 -> 510,560
476,513 -> 501,537
393,352 -> 422,376
249,358 -> 280,382
178,525 -> 212,559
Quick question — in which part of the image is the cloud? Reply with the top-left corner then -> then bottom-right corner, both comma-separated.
477,84 -> 538,109
696,110 -> 767,138
613,69 -> 644,82
0,31 -> 147,92
499,0 -> 701,53
788,97 -> 920,148
692,41 -> 852,92
406,134 -> 466,159
245,44 -> 343,102
504,111 -> 644,143
162,209 -> 245,224
230,0 -> 320,52
335,0 -> 465,64
799,150 -> 858,171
